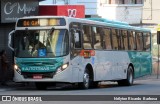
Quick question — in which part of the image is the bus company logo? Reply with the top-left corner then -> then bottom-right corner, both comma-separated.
68,9 -> 77,17
2,96 -> 11,101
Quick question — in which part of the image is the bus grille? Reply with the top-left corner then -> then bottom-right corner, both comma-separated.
21,72 -> 55,78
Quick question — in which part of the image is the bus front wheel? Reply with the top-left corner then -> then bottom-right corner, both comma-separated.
78,68 -> 91,89
118,66 -> 134,86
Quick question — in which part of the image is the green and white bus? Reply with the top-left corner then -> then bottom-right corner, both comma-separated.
8,16 -> 152,90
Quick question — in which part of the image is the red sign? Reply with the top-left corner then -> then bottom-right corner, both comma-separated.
33,75 -> 42,79
80,50 -> 95,58
39,5 -> 85,18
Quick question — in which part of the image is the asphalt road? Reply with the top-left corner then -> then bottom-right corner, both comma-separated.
0,75 -> 160,104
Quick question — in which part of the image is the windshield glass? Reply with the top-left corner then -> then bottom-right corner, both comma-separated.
14,29 -> 69,58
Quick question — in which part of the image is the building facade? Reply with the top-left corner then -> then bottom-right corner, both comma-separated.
0,0 -> 42,81
97,0 -> 143,24
142,0 -> 160,46
142,0 -> 160,74
41,0 -> 144,24
143,0 -> 160,24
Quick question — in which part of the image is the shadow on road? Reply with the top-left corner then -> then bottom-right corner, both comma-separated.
8,81 -> 142,91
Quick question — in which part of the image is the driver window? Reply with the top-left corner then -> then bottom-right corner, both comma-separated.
74,30 -> 82,48
70,29 -> 82,49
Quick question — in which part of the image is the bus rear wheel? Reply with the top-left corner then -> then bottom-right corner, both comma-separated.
118,66 -> 134,86
35,82 -> 47,90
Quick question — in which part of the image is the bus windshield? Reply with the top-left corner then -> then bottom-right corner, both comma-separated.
14,29 -> 69,58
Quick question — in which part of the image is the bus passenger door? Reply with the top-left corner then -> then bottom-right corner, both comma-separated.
70,29 -> 82,82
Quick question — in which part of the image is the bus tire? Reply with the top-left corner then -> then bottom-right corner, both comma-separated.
35,82 -> 47,90
118,66 -> 134,86
91,81 -> 99,88
78,68 -> 90,89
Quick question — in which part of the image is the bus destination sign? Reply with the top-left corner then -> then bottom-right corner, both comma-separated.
23,19 -> 39,27
17,18 -> 66,27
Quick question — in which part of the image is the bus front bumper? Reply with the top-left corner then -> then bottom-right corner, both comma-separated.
13,68 -> 72,83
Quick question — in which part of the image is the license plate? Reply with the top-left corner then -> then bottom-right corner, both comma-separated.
33,75 -> 42,79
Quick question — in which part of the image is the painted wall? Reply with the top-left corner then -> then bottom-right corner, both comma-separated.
39,0 -> 143,24
98,4 -> 143,24
143,0 -> 160,24
39,5 -> 85,18
70,0 -> 143,24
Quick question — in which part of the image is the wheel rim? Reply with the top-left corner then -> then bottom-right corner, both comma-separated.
128,67 -> 133,84
83,72 -> 89,88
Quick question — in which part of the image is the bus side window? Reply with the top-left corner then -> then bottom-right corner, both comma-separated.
112,29 -> 119,50
128,31 -> 136,50
104,28 -> 112,50
121,30 -> 128,50
136,32 -> 143,51
143,32 -> 151,51
82,25 -> 92,49
93,26 -> 103,49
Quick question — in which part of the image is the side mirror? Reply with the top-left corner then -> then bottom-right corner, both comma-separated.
49,27 -> 55,36
8,30 -> 15,51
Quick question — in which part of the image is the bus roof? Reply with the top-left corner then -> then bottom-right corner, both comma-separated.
16,16 -> 151,32
85,18 -> 150,32
86,18 -> 129,26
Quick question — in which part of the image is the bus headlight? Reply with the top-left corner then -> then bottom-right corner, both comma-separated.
62,63 -> 68,69
56,63 -> 69,74
14,64 -> 18,70
14,64 -> 21,74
